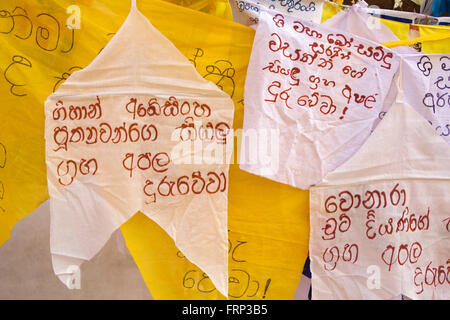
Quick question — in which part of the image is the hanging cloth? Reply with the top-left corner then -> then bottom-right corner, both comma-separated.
240,7 -> 400,189
309,67 -> 450,299
44,2 -> 234,297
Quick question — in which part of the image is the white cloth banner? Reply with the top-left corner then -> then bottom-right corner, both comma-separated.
44,6 -> 233,296
240,9 -> 400,189
310,99 -> 450,300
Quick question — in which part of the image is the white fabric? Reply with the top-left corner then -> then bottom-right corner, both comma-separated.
322,2 -> 416,55
310,84 -> 450,299
44,6 -> 233,296
230,0 -> 324,26
401,54 -> 450,144
240,8 -> 400,189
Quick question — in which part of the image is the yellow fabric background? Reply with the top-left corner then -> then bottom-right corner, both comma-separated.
0,0 -> 310,299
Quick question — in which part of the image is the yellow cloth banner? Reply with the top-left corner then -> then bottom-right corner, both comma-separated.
0,0 -> 310,299
380,18 -> 410,40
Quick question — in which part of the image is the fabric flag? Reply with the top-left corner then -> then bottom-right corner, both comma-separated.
419,25 -> 450,54
240,8 -> 400,189
309,96 -> 450,299
45,3 -> 234,296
